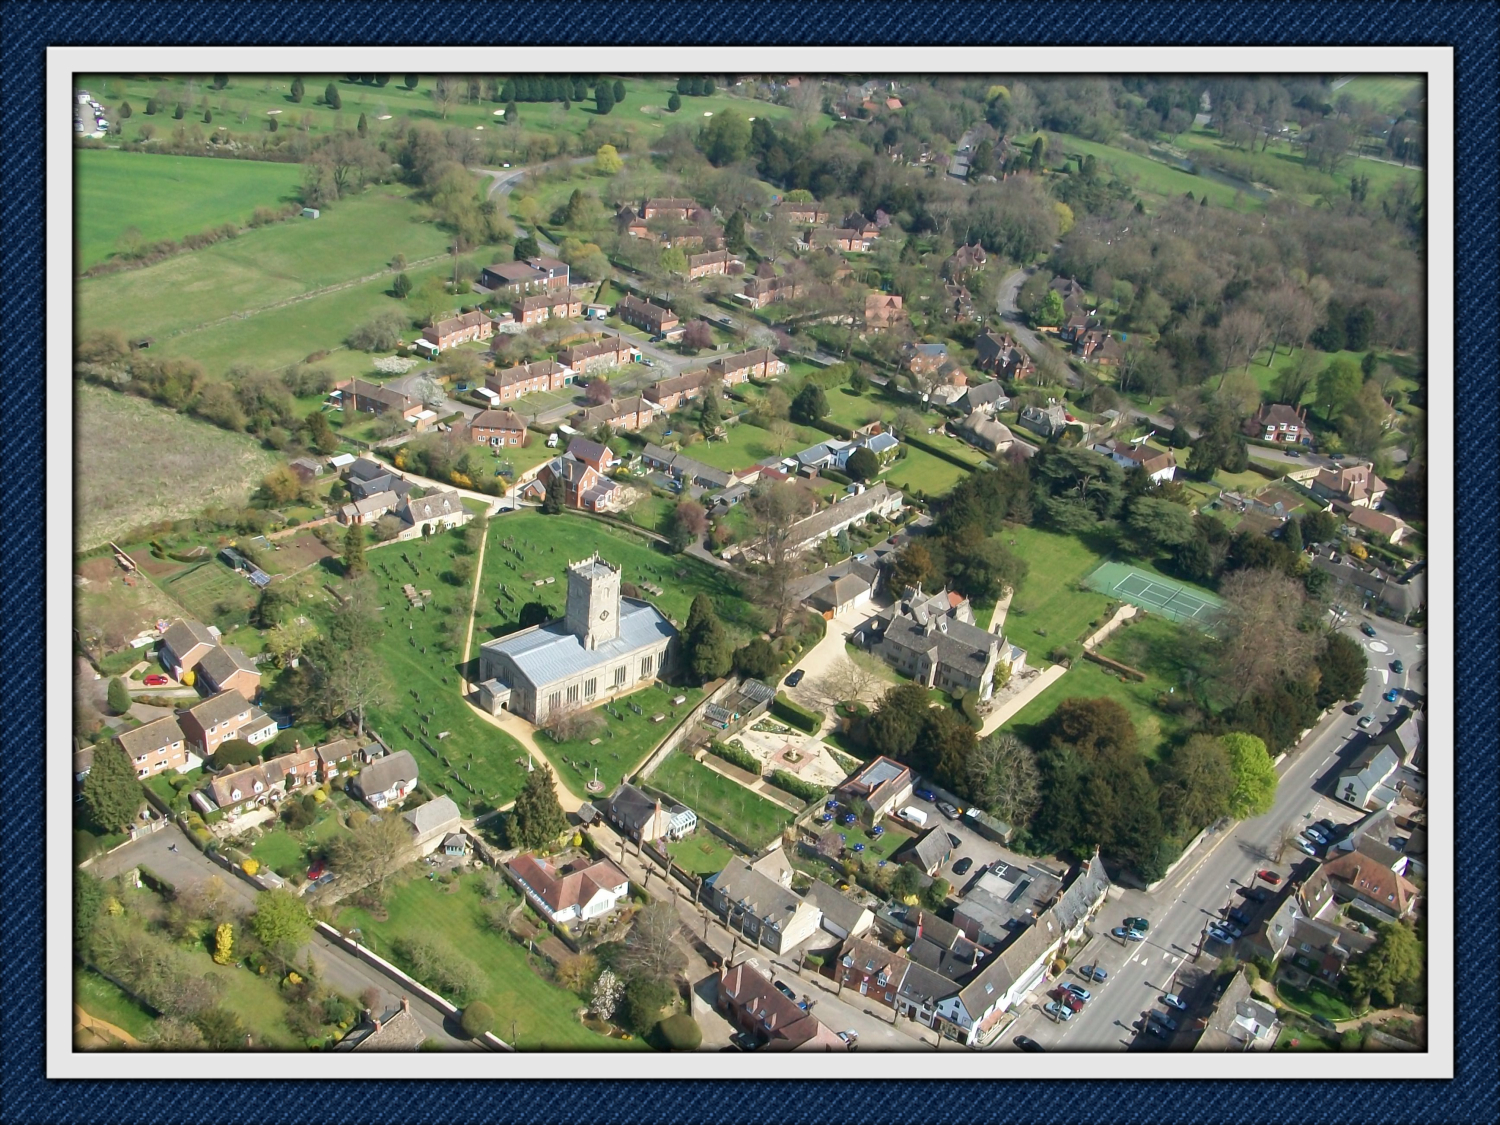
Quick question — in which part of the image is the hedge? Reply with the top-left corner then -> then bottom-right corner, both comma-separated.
769,770 -> 827,803
773,693 -> 821,733
705,741 -> 760,774
656,1012 -> 703,1050
901,432 -> 985,472
810,417 -> 856,441
136,865 -> 176,898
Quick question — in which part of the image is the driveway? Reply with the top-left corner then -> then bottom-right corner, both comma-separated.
781,604 -> 875,729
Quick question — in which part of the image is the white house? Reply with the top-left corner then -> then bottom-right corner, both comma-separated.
349,749 -> 419,810
506,854 -> 631,925
1092,439 -> 1178,484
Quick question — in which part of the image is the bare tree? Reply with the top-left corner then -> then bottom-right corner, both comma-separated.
1214,305 -> 1270,380
744,482 -> 815,635
1256,283 -> 1320,366
965,732 -> 1042,829
321,649 -> 392,740
618,900 -> 687,981
431,76 -> 457,120
1215,569 -> 1323,702
818,656 -> 882,707
330,813 -> 413,899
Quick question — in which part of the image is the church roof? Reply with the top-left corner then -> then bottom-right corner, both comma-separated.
480,597 -> 675,689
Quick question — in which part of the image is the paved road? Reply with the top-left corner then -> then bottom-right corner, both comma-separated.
999,612 -> 1425,1051
995,265 -> 1083,390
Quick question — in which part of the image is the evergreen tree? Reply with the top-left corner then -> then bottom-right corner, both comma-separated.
506,100 -> 519,125
405,75 -> 419,90
698,389 -> 721,437
357,112 -> 368,137
1281,517 -> 1303,554
342,522 -> 367,576
541,471 -> 565,514
82,744 -> 144,833
269,117 -> 279,133
173,104 -> 184,120
106,677 -> 132,715
145,97 -> 158,115
790,383 -> 829,425
723,209 -> 745,252
612,79 -> 625,103
118,101 -> 133,119
507,766 -> 567,849
683,594 -> 733,682
203,108 -> 213,124
677,76 -> 692,95
304,409 -> 339,454
212,74 -> 228,90
1029,135 -> 1046,172
667,92 -> 682,113
702,77 -> 716,95
325,83 -> 342,110
594,83 -> 615,115
290,76 -> 304,103
392,272 -> 412,299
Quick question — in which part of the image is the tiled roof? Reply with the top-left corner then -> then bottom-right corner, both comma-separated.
508,853 -> 629,914
116,716 -> 185,758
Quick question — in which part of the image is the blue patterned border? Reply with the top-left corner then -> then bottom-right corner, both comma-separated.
9,3 -> 1493,1122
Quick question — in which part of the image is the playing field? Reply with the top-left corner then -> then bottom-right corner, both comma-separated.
1085,561 -> 1224,627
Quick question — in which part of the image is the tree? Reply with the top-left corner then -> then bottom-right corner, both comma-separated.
623,975 -> 677,1034
723,209 -> 746,254
612,79 -> 625,103
203,108 -> 213,124
1301,508 -> 1339,545
1316,357 -> 1361,422
892,863 -> 924,902
1215,568 -> 1321,701
461,1001 -> 495,1037
888,542 -> 933,593
744,482 -> 813,634
357,111 -> 368,137
106,677 -> 132,715
731,638 -> 780,681
790,383 -> 829,425
290,76 -> 304,103
390,271 -> 413,300
1315,631 -> 1367,707
682,320 -> 714,352
1345,921 -> 1423,1008
348,310 -> 409,351
594,82 -> 615,115
698,389 -> 721,438
118,100 -> 133,119
324,83 -> 341,110
668,499 -> 708,552
1281,516 -> 1304,555
1339,379 -> 1390,458
341,522 -> 367,576
867,682 -> 934,760
173,103 -> 185,120
81,745 -> 144,833
1127,496 -> 1198,555
845,446 -> 880,482
1158,734 -> 1233,833
700,110 -> 752,166
264,618 -> 317,668
594,143 -> 624,175
212,923 -> 234,966
819,656 -> 881,708
683,594 -> 733,682
331,807 -> 415,898
145,97 -> 158,115
506,765 -> 567,850
1222,732 -> 1278,818
966,732 -> 1042,828
620,900 -> 686,981
251,889 -> 312,960
541,471 -> 565,514
667,92 -> 681,112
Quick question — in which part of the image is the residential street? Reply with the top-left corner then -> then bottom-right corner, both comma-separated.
998,613 -> 1425,1051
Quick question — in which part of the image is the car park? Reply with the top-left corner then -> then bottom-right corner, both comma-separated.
936,801 -> 962,819
1360,622 -> 1377,637
784,669 -> 805,687
1079,965 -> 1108,983
951,857 -> 974,876
1124,917 -> 1150,933
1358,714 -> 1376,729
1044,1001 -> 1074,1022
1062,984 -> 1092,1002
143,673 -> 168,686
1014,1035 -> 1045,1052
1162,993 -> 1188,1011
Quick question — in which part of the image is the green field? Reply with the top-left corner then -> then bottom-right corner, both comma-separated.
883,446 -> 973,498
336,872 -> 642,1050
992,525 -> 1114,654
683,419 -> 827,473
648,749 -> 795,849
75,150 -> 305,271
1170,125 -> 1423,206
1335,75 -> 1424,115
1033,133 -> 1264,212
74,966 -> 157,1041
162,558 -> 259,622
538,683 -> 705,799
664,827 -> 739,875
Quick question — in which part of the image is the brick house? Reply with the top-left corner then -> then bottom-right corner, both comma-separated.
513,291 -> 582,326
833,935 -> 910,1012
641,197 -> 707,221
1076,329 -> 1122,364
178,691 -> 278,758
643,369 -> 712,412
557,333 -> 639,376
774,200 -> 830,224
944,242 -> 988,277
810,227 -> 874,252
564,437 -> 619,474
738,266 -> 802,309
709,347 -> 785,387
615,295 -> 680,336
573,394 -> 656,434
903,341 -> 949,376
717,959 -> 846,1051
159,618 -> 217,679
422,309 -> 492,351
1245,402 -> 1310,444
339,379 -> 423,420
485,360 -> 575,403
1346,506 -> 1409,544
1311,463 -> 1388,508
521,452 -> 622,512
687,248 -> 743,279
194,644 -> 261,703
1092,439 -> 1178,484
469,408 -> 528,448
116,716 -> 190,779
479,257 -> 570,297
865,293 -> 906,330
835,755 -> 913,823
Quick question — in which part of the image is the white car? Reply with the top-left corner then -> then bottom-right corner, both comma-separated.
1162,993 -> 1188,1011
1296,839 -> 1319,856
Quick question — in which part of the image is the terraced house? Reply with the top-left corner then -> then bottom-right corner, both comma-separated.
643,368 -> 711,412
485,359 -> 574,403
707,347 -> 785,386
615,295 -> 680,337
337,379 -> 423,420
557,333 -> 639,376
687,248 -> 742,279
574,394 -> 657,434
422,309 -> 492,351
513,290 -> 583,326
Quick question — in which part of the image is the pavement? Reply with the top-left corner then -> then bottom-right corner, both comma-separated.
995,612 -> 1425,1051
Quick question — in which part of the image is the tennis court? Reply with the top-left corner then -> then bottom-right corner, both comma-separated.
1085,561 -> 1224,627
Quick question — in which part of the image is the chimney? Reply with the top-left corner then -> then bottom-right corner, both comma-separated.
401,996 -> 411,1014
372,1016 -> 382,1033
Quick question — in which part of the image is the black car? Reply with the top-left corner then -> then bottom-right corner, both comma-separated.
1244,887 -> 1270,903
952,857 -> 974,876
1360,622 -> 1378,638
773,980 -> 798,1002
1228,907 -> 1252,926
1345,701 -> 1364,715
1014,1035 -> 1045,1052
784,669 -> 805,688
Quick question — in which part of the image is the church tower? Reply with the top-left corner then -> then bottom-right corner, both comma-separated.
564,554 -> 621,650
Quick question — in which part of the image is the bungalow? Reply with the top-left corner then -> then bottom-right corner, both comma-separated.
557,334 -> 639,376
573,394 -> 656,434
706,859 -> 823,954
833,757 -> 912,826
338,380 -> 423,420
422,309 -> 492,351
615,295 -> 680,337
801,555 -> 883,618
178,691 -> 277,758
1311,463 -> 1387,508
468,408 -> 528,448
864,293 -> 906,330
1093,439 -> 1178,484
348,749 -> 420,810
955,410 -> 1014,454
717,959 -> 846,1051
194,644 -> 260,703
1345,506 -> 1409,544
602,782 -> 697,843
507,853 -> 632,926
486,359 -> 574,403
953,379 -> 1011,418
643,369 -> 712,412
640,444 -> 737,492
159,618 -> 218,679
288,456 -> 322,483
397,490 -> 470,540
708,347 -> 785,387
688,248 -> 743,279
344,458 -> 414,501
116,716 -> 191,779
1245,402 -> 1310,445
479,257 -> 570,297
402,795 -> 463,852
513,291 -> 582,326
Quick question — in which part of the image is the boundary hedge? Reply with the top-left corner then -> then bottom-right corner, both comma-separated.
768,770 -> 827,803
772,693 -> 821,733
901,432 -> 987,472
705,740 -> 760,774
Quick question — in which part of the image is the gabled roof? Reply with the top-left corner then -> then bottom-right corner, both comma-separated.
161,618 -> 216,658
403,490 -> 464,524
899,827 -> 952,872
805,881 -> 872,934
351,749 -> 419,797
481,598 -> 676,693
116,715 -> 185,758
471,408 -> 527,431
402,795 -> 461,838
183,690 -> 255,729
196,644 -> 258,687
315,737 -> 357,764
1319,849 -> 1418,914
509,853 -> 629,914
710,859 -> 809,925
955,911 -> 1061,1014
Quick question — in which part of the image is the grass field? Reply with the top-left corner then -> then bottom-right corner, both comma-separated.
664,827 -> 739,875
75,149 -> 304,271
1274,975 -> 1358,1023
162,559 -> 259,622
1034,133 -> 1264,212
74,966 -> 157,1041
992,525 -> 1114,655
336,871 -> 642,1050
684,419 -> 827,473
648,749 -> 795,849
537,682 -> 705,799
75,384 -> 282,549
1170,125 -> 1423,205
1336,75 -> 1424,116
883,446 -> 973,498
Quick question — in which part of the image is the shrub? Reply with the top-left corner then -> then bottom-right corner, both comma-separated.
137,865 -> 177,898
394,935 -> 487,1004
460,1001 -> 495,1038
655,1011 -> 702,1050
768,770 -> 827,803
705,741 -> 760,773
772,693 -> 821,733
241,858 -> 260,876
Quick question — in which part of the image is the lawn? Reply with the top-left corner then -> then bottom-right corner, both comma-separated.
74,966 -> 157,1041
1030,132 -> 1264,212
74,149 -> 304,271
1001,655 -> 1178,762
336,871 -> 642,1050
162,558 -> 259,623
537,682 -> 705,799
1274,1025 -> 1333,1051
883,446 -> 973,498
684,419 -> 827,473
1274,975 -> 1359,1023
648,749 -> 795,850
665,827 -> 739,875
991,525 -> 1114,654
249,825 -> 312,874
75,385 -> 282,550
1336,75 -> 1424,116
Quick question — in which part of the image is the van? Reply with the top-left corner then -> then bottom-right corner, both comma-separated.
898,806 -> 928,829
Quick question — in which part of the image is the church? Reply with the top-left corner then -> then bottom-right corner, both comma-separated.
476,555 -> 677,725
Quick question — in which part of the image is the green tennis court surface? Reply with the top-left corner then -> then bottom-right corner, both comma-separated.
1085,561 -> 1224,627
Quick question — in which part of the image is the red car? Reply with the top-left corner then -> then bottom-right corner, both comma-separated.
307,860 -> 327,881
1258,870 -> 1282,885
143,674 -> 168,687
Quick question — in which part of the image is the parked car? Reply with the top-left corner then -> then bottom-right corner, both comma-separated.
1314,819 -> 1337,838
1303,827 -> 1327,845
1391,659 -> 1404,674
1345,701 -> 1365,714
951,857 -> 974,876
1243,887 -> 1270,903
1062,983 -> 1091,1002
836,1030 -> 858,1049
784,669 -> 805,688
773,980 -> 798,1002
1383,688 -> 1401,702
1207,926 -> 1234,945
1014,1035 -> 1045,1052
143,674 -> 168,686
914,788 -> 937,802
1044,1001 -> 1074,1022
1148,1010 -> 1178,1032
1219,921 -> 1244,939
1228,907 -> 1252,927
1312,1014 -> 1337,1031
935,801 -> 962,819
1258,870 -> 1282,885
1079,965 -> 1108,983
1360,622 -> 1378,637
1124,917 -> 1150,933
1286,449 -> 1301,457
1058,992 -> 1084,1013
1296,839 -> 1319,856
1113,927 -> 1145,942
1358,714 -> 1376,729
1162,993 -> 1188,1012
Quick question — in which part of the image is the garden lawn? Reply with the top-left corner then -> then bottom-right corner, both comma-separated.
74,966 -> 157,1040
1000,654 -> 1179,763
686,420 -> 827,472
665,828 -> 739,875
249,825 -> 310,875
991,525 -> 1113,654
538,683 -> 705,799
648,749 -> 794,849
1274,1025 -> 1333,1050
75,150 -> 304,271
337,872 -> 642,1050
1274,975 -> 1359,1023
355,527 -> 531,815
883,446 -> 972,498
